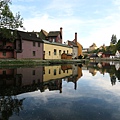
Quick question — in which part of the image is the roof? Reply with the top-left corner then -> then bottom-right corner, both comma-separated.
68,40 -> 78,47
18,31 -> 43,42
48,31 -> 60,37
41,29 -> 48,36
42,40 -> 72,48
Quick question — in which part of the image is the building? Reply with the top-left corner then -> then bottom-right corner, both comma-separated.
66,33 -> 78,59
88,43 -> 97,51
0,29 -> 15,59
43,40 -> 72,59
15,31 -> 44,59
66,32 -> 83,59
0,30 -> 44,59
115,50 -> 120,58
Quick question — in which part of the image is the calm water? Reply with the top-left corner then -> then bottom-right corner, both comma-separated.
0,61 -> 120,120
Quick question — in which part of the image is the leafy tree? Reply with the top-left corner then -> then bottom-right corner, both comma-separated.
0,0 -> 24,41
110,34 -> 117,45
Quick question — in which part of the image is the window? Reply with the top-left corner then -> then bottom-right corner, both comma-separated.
67,50 -> 68,54
33,70 -> 35,75
32,80 -> 35,84
63,50 -> 65,53
49,51 -> 50,55
3,41 -> 6,46
59,50 -> 61,55
53,38 -> 55,42
54,49 -> 57,55
49,69 -> 50,74
36,33 -> 39,38
3,51 -> 6,56
43,51 -> 45,54
33,41 -> 35,46
3,71 -> 6,75
38,42 -> 40,47
33,51 -> 36,56
59,68 -> 61,74
54,69 -> 56,75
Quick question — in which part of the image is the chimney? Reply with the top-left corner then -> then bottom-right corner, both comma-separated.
60,27 -> 62,43
75,32 -> 77,45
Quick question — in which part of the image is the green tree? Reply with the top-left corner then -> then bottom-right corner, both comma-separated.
0,0 -> 24,41
111,34 -> 117,45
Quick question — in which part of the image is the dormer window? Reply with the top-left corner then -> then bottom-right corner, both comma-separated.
53,38 -> 55,42
36,33 -> 39,38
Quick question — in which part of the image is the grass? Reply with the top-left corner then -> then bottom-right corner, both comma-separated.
0,59 -> 85,67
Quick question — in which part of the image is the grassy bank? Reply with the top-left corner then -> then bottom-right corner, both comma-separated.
0,59 -> 85,66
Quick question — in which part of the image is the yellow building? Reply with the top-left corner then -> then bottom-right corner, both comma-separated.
43,40 -> 72,59
89,43 -> 97,51
77,42 -> 83,57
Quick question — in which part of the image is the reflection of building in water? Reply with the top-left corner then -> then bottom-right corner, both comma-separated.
110,75 -> 116,86
16,67 -> 43,86
40,64 -> 83,92
63,64 -> 83,90
0,69 -> 16,86
41,65 -> 73,93
0,67 -> 44,95
89,68 -> 97,76
0,64 -> 82,95
43,65 -> 72,82
0,67 -> 44,87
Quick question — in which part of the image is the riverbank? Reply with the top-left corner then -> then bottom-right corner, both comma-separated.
0,59 -> 85,66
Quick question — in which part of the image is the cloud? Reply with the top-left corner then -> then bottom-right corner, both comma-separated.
10,0 -> 120,48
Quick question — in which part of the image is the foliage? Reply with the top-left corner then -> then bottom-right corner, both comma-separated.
0,0 -> 23,41
110,34 -> 117,45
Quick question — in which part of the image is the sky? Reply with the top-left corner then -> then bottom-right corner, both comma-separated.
10,0 -> 120,48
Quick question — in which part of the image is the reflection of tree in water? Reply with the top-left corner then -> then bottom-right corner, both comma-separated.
114,69 -> 120,81
110,75 -> 116,86
0,96 -> 25,120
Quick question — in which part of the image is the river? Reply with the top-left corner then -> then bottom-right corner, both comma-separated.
0,61 -> 120,120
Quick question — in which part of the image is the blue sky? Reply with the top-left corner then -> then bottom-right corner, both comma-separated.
10,0 -> 120,48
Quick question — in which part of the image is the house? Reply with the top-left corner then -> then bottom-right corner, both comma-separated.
61,52 -> 72,59
89,53 -> 98,59
66,32 -> 83,59
39,29 -> 48,40
0,29 -> 15,59
88,43 -> 97,51
15,31 -> 44,59
102,53 -> 110,58
66,33 -> 78,59
46,27 -> 62,43
0,30 -> 44,59
43,39 -> 72,59
115,50 -> 120,58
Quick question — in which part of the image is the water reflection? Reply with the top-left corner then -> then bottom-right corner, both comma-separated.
84,61 -> 120,86
1,62 -> 120,120
0,64 -> 83,119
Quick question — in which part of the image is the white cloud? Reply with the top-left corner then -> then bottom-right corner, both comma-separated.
10,0 -> 120,48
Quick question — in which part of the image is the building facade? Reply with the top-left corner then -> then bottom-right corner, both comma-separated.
43,40 -> 72,59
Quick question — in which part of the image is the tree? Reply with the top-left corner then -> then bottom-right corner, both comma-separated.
0,0 -> 24,41
110,34 -> 117,45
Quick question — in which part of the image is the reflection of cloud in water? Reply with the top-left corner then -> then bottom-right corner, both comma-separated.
16,69 -> 120,120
